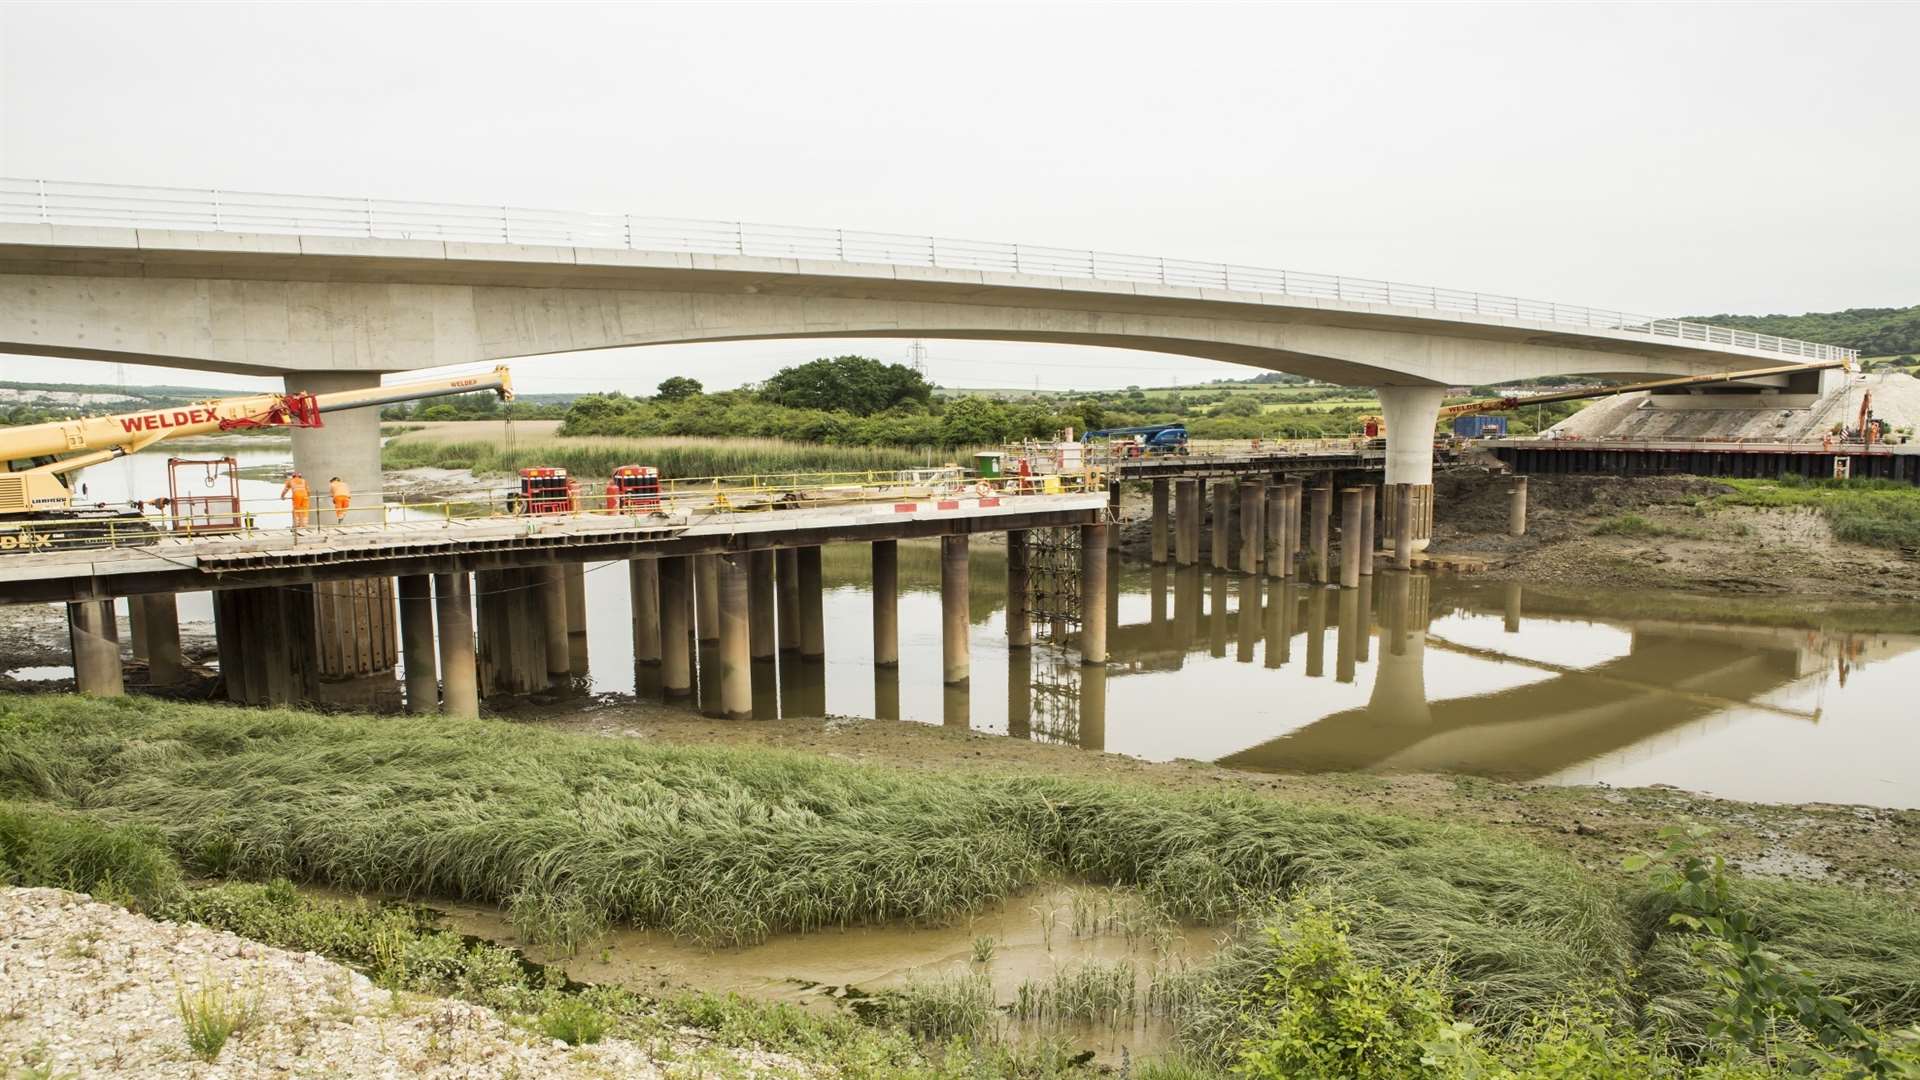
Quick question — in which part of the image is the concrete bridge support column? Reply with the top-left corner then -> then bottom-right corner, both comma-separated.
433,572 -> 479,719
1005,530 -> 1031,648
1079,665 -> 1107,752
1150,479 -> 1170,563
630,560 -> 661,666
872,541 -> 900,665
1286,482 -> 1304,567
1340,489 -> 1364,589
1378,386 -> 1446,552
1238,481 -> 1265,575
68,600 -> 123,697
1174,479 -> 1200,566
1264,487 -> 1286,579
1309,483 -> 1332,584
534,565 -> 569,681
1358,485 -> 1377,577
1393,484 -> 1415,571
140,594 -> 183,687
748,550 -> 777,662
1107,481 -> 1122,553
658,557 -> 693,698
777,549 -> 801,653
716,553 -> 753,720
1509,476 -> 1529,537
397,575 -> 439,714
941,535 -> 970,685
127,598 -> 147,664
215,585 -> 320,705
1211,482 -> 1232,571
696,556 -> 720,643
288,371 -> 401,708
1080,523 -> 1108,665
563,563 -> 589,671
798,546 -> 826,660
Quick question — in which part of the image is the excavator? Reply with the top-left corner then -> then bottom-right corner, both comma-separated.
1357,358 -> 1853,439
0,366 -> 513,552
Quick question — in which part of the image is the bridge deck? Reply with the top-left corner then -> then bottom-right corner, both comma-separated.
0,491 -> 1108,603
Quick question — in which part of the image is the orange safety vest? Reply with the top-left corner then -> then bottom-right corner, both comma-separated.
329,479 -> 351,504
285,476 -> 310,504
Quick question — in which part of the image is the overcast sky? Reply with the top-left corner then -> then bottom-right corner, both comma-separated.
3,1 -> 1915,395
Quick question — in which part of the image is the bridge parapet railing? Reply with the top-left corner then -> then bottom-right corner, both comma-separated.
0,177 -> 1856,365
6,468 -> 1107,557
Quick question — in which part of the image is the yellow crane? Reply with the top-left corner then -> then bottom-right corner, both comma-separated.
1357,358 -> 1852,438
1,366 -> 512,550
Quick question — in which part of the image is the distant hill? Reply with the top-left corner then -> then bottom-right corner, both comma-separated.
1683,304 -> 1920,357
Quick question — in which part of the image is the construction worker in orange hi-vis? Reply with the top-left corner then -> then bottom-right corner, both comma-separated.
280,470 -> 311,528
329,476 -> 352,523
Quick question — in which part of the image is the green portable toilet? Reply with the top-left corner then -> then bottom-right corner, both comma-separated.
972,452 -> 1005,479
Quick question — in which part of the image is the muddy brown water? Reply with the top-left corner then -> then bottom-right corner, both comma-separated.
418,884 -> 1217,1063
554,543 -> 1920,811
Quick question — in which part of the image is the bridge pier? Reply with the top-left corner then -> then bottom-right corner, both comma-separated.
749,550 -> 777,662
1080,523 -> 1108,665
1392,484 -> 1415,571
716,553 -> 753,719
1264,485 -> 1286,579
1238,480 -> 1264,574
630,559 -> 661,667
1174,479 -> 1199,567
873,540 -> 900,664
696,555 -> 720,643
67,599 -> 123,697
1340,488 -> 1364,589
288,371 -> 402,707
659,557 -> 693,698
1309,483 -> 1331,584
776,549 -> 800,653
433,572 -> 479,719
1005,531 -> 1030,648
534,565 -> 569,680
1150,478 -> 1170,563
1079,664 -> 1107,752
1378,386 -> 1445,552
397,574 -> 438,713
1210,482 -> 1231,572
1509,476 -> 1529,537
140,594 -> 183,687
798,546 -> 825,659
1358,485 -> 1377,577
941,535 -> 970,685
563,563 -> 589,671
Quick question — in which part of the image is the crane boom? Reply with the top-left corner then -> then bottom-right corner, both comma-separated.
1,366 -> 512,520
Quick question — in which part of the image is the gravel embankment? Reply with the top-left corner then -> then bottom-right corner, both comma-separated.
0,886 -> 810,1078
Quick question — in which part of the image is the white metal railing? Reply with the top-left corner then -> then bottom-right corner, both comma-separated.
0,177 -> 1856,364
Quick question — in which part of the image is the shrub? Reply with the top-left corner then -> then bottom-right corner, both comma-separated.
535,994 -> 610,1045
175,977 -> 261,1062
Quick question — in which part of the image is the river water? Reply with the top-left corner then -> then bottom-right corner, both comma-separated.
31,444 -> 1920,810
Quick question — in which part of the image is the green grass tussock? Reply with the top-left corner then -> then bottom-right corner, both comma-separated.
0,799 -> 181,905
1715,477 -> 1920,551
382,434 -> 945,481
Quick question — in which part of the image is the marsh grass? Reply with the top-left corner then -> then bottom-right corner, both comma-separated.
6,693 -> 1920,1058
1012,960 -> 1138,1027
383,433 -> 949,481
886,971 -> 997,1042
175,976 -> 261,1062
1715,476 -> 1920,551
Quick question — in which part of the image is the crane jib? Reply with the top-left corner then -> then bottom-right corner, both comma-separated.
117,407 -> 221,433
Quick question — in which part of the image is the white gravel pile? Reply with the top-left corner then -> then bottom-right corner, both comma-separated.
0,886 -> 813,1078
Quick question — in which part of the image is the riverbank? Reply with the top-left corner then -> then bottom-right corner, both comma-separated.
5,692 -> 1920,1077
1431,470 -> 1920,605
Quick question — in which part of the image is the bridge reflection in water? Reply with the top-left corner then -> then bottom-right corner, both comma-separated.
608,545 -> 1914,806
1001,564 -> 1913,800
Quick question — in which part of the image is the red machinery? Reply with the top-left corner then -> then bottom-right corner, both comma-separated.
164,457 -> 244,533
607,465 -> 662,511
516,467 -> 575,514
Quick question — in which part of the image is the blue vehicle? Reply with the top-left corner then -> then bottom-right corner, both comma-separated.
1451,415 -> 1507,438
1084,423 -> 1189,456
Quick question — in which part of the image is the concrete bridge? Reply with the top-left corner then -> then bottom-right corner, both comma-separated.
0,178 -> 1854,518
